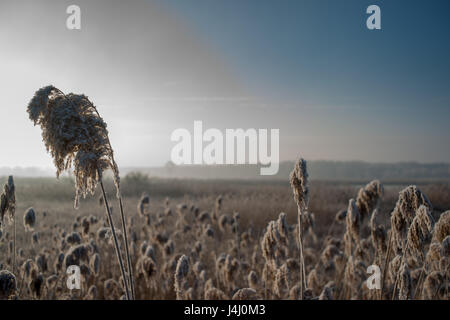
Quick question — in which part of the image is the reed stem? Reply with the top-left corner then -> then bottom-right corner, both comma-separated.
117,194 -> 135,299
99,176 -> 131,300
380,230 -> 392,298
297,207 -> 306,299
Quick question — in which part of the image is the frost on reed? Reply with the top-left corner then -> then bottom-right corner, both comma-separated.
21,259 -> 43,298
344,199 -> 361,257
0,176 -> 15,228
232,288 -> 260,300
136,256 -> 157,285
390,186 -> 432,254
27,85 -> 134,299
389,191 -> 435,300
174,255 -> 189,300
441,235 -> 450,258
0,176 -> 16,274
289,158 -> 309,298
398,263 -> 411,300
370,209 -> 387,261
27,85 -> 119,208
422,271 -> 445,299
406,205 -> 435,263
356,180 -> 384,220
0,270 -> 16,300
261,212 -> 290,284
290,159 -> 309,212
433,211 -> 450,243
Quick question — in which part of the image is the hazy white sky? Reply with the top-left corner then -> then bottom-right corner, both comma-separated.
1,0 -> 449,168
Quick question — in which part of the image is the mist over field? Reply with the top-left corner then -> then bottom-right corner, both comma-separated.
2,161 -> 450,182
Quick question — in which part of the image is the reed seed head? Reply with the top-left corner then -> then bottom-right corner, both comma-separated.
356,180 -> 383,220
290,158 -> 309,211
433,211 -> 450,243
0,176 -> 15,229
0,270 -> 16,300
23,207 -> 36,232
27,86 -> 120,208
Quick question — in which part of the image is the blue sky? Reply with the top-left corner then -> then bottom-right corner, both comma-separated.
162,0 -> 450,127
0,0 -> 449,167
163,0 -> 450,164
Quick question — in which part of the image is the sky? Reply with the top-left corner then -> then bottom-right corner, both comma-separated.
0,0 -> 449,168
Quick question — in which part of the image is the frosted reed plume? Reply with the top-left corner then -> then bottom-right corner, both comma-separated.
433,211 -> 450,243
390,186 -> 432,254
175,255 -> 189,300
232,288 -> 260,300
289,158 -> 309,299
383,186 -> 432,298
422,271 -> 445,299
0,176 -> 15,228
370,209 -> 387,263
390,191 -> 434,299
27,86 -> 118,208
0,176 -> 16,274
406,205 -> 435,262
356,180 -> 384,220
0,270 -> 16,300
27,85 -> 134,299
345,199 -> 361,246
398,263 -> 411,300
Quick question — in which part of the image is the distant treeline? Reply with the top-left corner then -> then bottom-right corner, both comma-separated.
0,166 -> 55,177
121,161 -> 450,182
2,161 -> 450,182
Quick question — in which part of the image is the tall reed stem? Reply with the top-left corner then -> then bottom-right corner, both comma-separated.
117,195 -> 135,299
86,96 -> 135,300
392,241 -> 409,300
99,176 -> 131,300
380,230 -> 392,298
413,264 -> 426,299
297,207 -> 306,299
13,214 -> 16,275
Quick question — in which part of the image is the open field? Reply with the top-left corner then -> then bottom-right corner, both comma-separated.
0,174 -> 449,300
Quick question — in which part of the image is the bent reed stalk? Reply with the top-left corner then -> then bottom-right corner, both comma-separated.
99,173 -> 131,299
26,85 -> 134,299
80,94 -> 135,299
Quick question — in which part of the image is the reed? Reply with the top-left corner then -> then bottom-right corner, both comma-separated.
27,86 -> 133,299
289,158 -> 309,299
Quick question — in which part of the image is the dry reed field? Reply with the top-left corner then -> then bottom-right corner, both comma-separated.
0,86 -> 449,300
